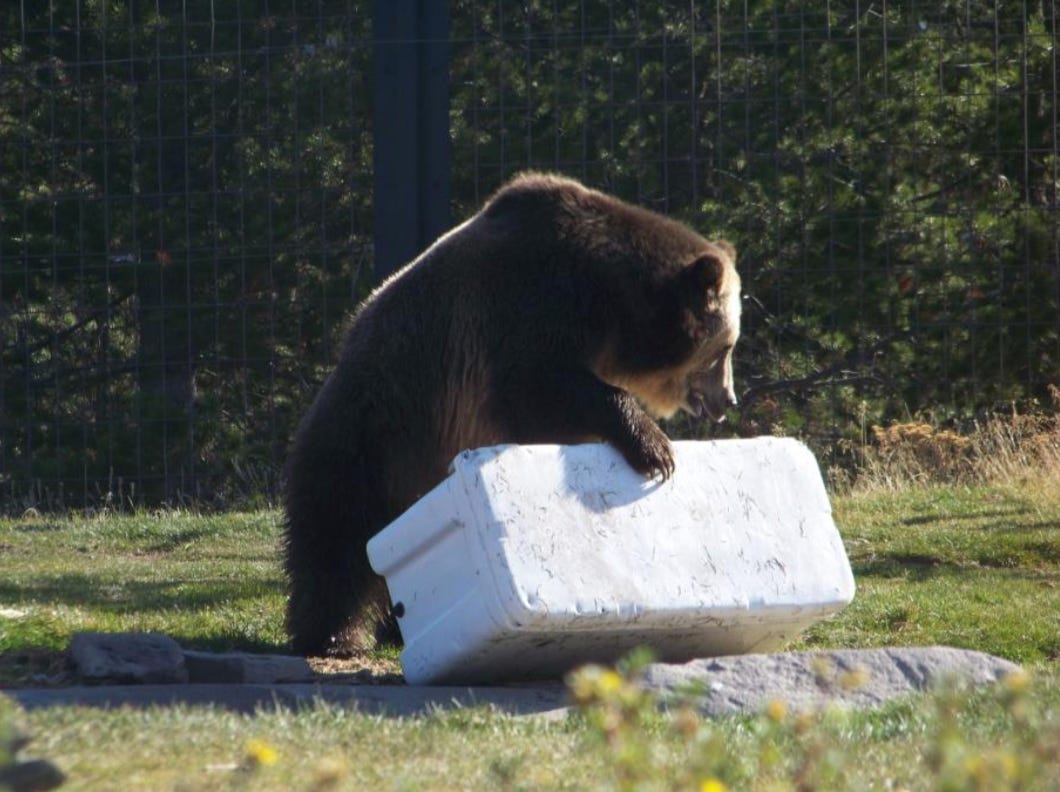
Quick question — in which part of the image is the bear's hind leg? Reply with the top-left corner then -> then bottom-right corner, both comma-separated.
283,453 -> 384,656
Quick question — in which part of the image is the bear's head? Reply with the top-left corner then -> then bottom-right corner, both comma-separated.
508,174 -> 742,425
624,239 -> 741,422
678,240 -> 741,422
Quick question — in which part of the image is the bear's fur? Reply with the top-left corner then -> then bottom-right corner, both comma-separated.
283,173 -> 741,655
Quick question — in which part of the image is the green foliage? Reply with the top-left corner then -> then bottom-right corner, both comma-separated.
448,0 -> 1059,450
1,1 -> 374,507
2,1 -> 1058,507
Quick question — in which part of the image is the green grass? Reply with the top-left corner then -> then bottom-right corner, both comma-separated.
0,511 -> 288,661
795,481 -> 1060,664
4,669 -> 1058,790
1,476 -> 1058,790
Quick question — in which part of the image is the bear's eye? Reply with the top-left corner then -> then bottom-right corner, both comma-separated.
708,344 -> 734,366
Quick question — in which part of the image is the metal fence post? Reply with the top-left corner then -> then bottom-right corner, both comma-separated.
372,0 -> 451,281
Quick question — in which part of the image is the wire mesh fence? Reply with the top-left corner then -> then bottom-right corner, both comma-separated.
2,1 -> 374,508
2,1 -> 1058,511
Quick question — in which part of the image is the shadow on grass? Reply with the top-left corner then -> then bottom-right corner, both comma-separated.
0,576 -> 291,656
853,557 -> 959,582
1012,539 -> 1060,564
160,631 -> 292,654
0,573 -> 281,615
10,522 -> 68,533
142,526 -> 226,553
988,520 -> 1060,535
900,508 -> 1032,526
853,554 -> 1059,581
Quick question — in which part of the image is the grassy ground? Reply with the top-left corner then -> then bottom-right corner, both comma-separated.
4,677 -> 1057,791
0,511 -> 288,664
1,421 -> 1059,789
797,481 -> 1060,664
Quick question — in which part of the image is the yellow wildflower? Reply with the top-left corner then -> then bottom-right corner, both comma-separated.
568,664 -> 628,704
597,669 -> 624,695
765,699 -> 788,723
996,751 -> 1018,778
838,665 -> 870,691
244,738 -> 279,768
568,664 -> 607,704
1003,670 -> 1030,694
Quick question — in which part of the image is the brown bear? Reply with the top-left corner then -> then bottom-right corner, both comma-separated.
283,173 -> 741,656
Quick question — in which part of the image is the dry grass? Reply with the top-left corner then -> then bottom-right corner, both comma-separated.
832,384 -> 1060,493
306,652 -> 403,685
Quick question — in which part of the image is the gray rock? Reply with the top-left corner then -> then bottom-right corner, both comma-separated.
183,651 -> 314,684
70,632 -> 188,685
640,646 -> 1022,716
0,758 -> 66,792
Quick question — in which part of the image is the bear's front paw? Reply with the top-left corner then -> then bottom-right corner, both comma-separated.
624,421 -> 675,481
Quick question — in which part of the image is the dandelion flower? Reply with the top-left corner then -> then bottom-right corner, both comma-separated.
597,670 -> 623,695
244,738 -> 279,768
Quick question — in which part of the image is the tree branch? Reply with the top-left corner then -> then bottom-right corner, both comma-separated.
737,330 -> 910,415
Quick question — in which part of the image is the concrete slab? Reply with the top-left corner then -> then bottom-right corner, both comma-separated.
5,646 -> 1020,720
7,682 -> 570,719
182,651 -> 314,684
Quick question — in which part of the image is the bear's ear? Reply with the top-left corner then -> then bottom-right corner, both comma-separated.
684,253 -> 726,295
712,239 -> 737,263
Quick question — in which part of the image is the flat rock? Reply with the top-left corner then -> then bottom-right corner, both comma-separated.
13,646 -> 1022,719
70,632 -> 188,685
641,646 -> 1022,715
183,651 -> 314,684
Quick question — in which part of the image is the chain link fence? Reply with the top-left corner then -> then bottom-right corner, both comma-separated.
2,1 -> 1057,510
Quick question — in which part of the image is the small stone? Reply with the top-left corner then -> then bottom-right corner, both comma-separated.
70,632 -> 188,685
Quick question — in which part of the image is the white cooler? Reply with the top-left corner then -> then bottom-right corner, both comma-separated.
367,439 -> 855,685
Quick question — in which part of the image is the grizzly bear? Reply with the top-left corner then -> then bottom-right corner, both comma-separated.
283,173 -> 741,656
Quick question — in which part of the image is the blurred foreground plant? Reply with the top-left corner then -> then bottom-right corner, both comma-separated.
567,652 -> 1059,791
0,695 -> 65,791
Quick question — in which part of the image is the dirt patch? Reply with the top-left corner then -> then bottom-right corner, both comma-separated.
308,652 -> 404,685
0,649 -> 72,689
1,648 -> 404,689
